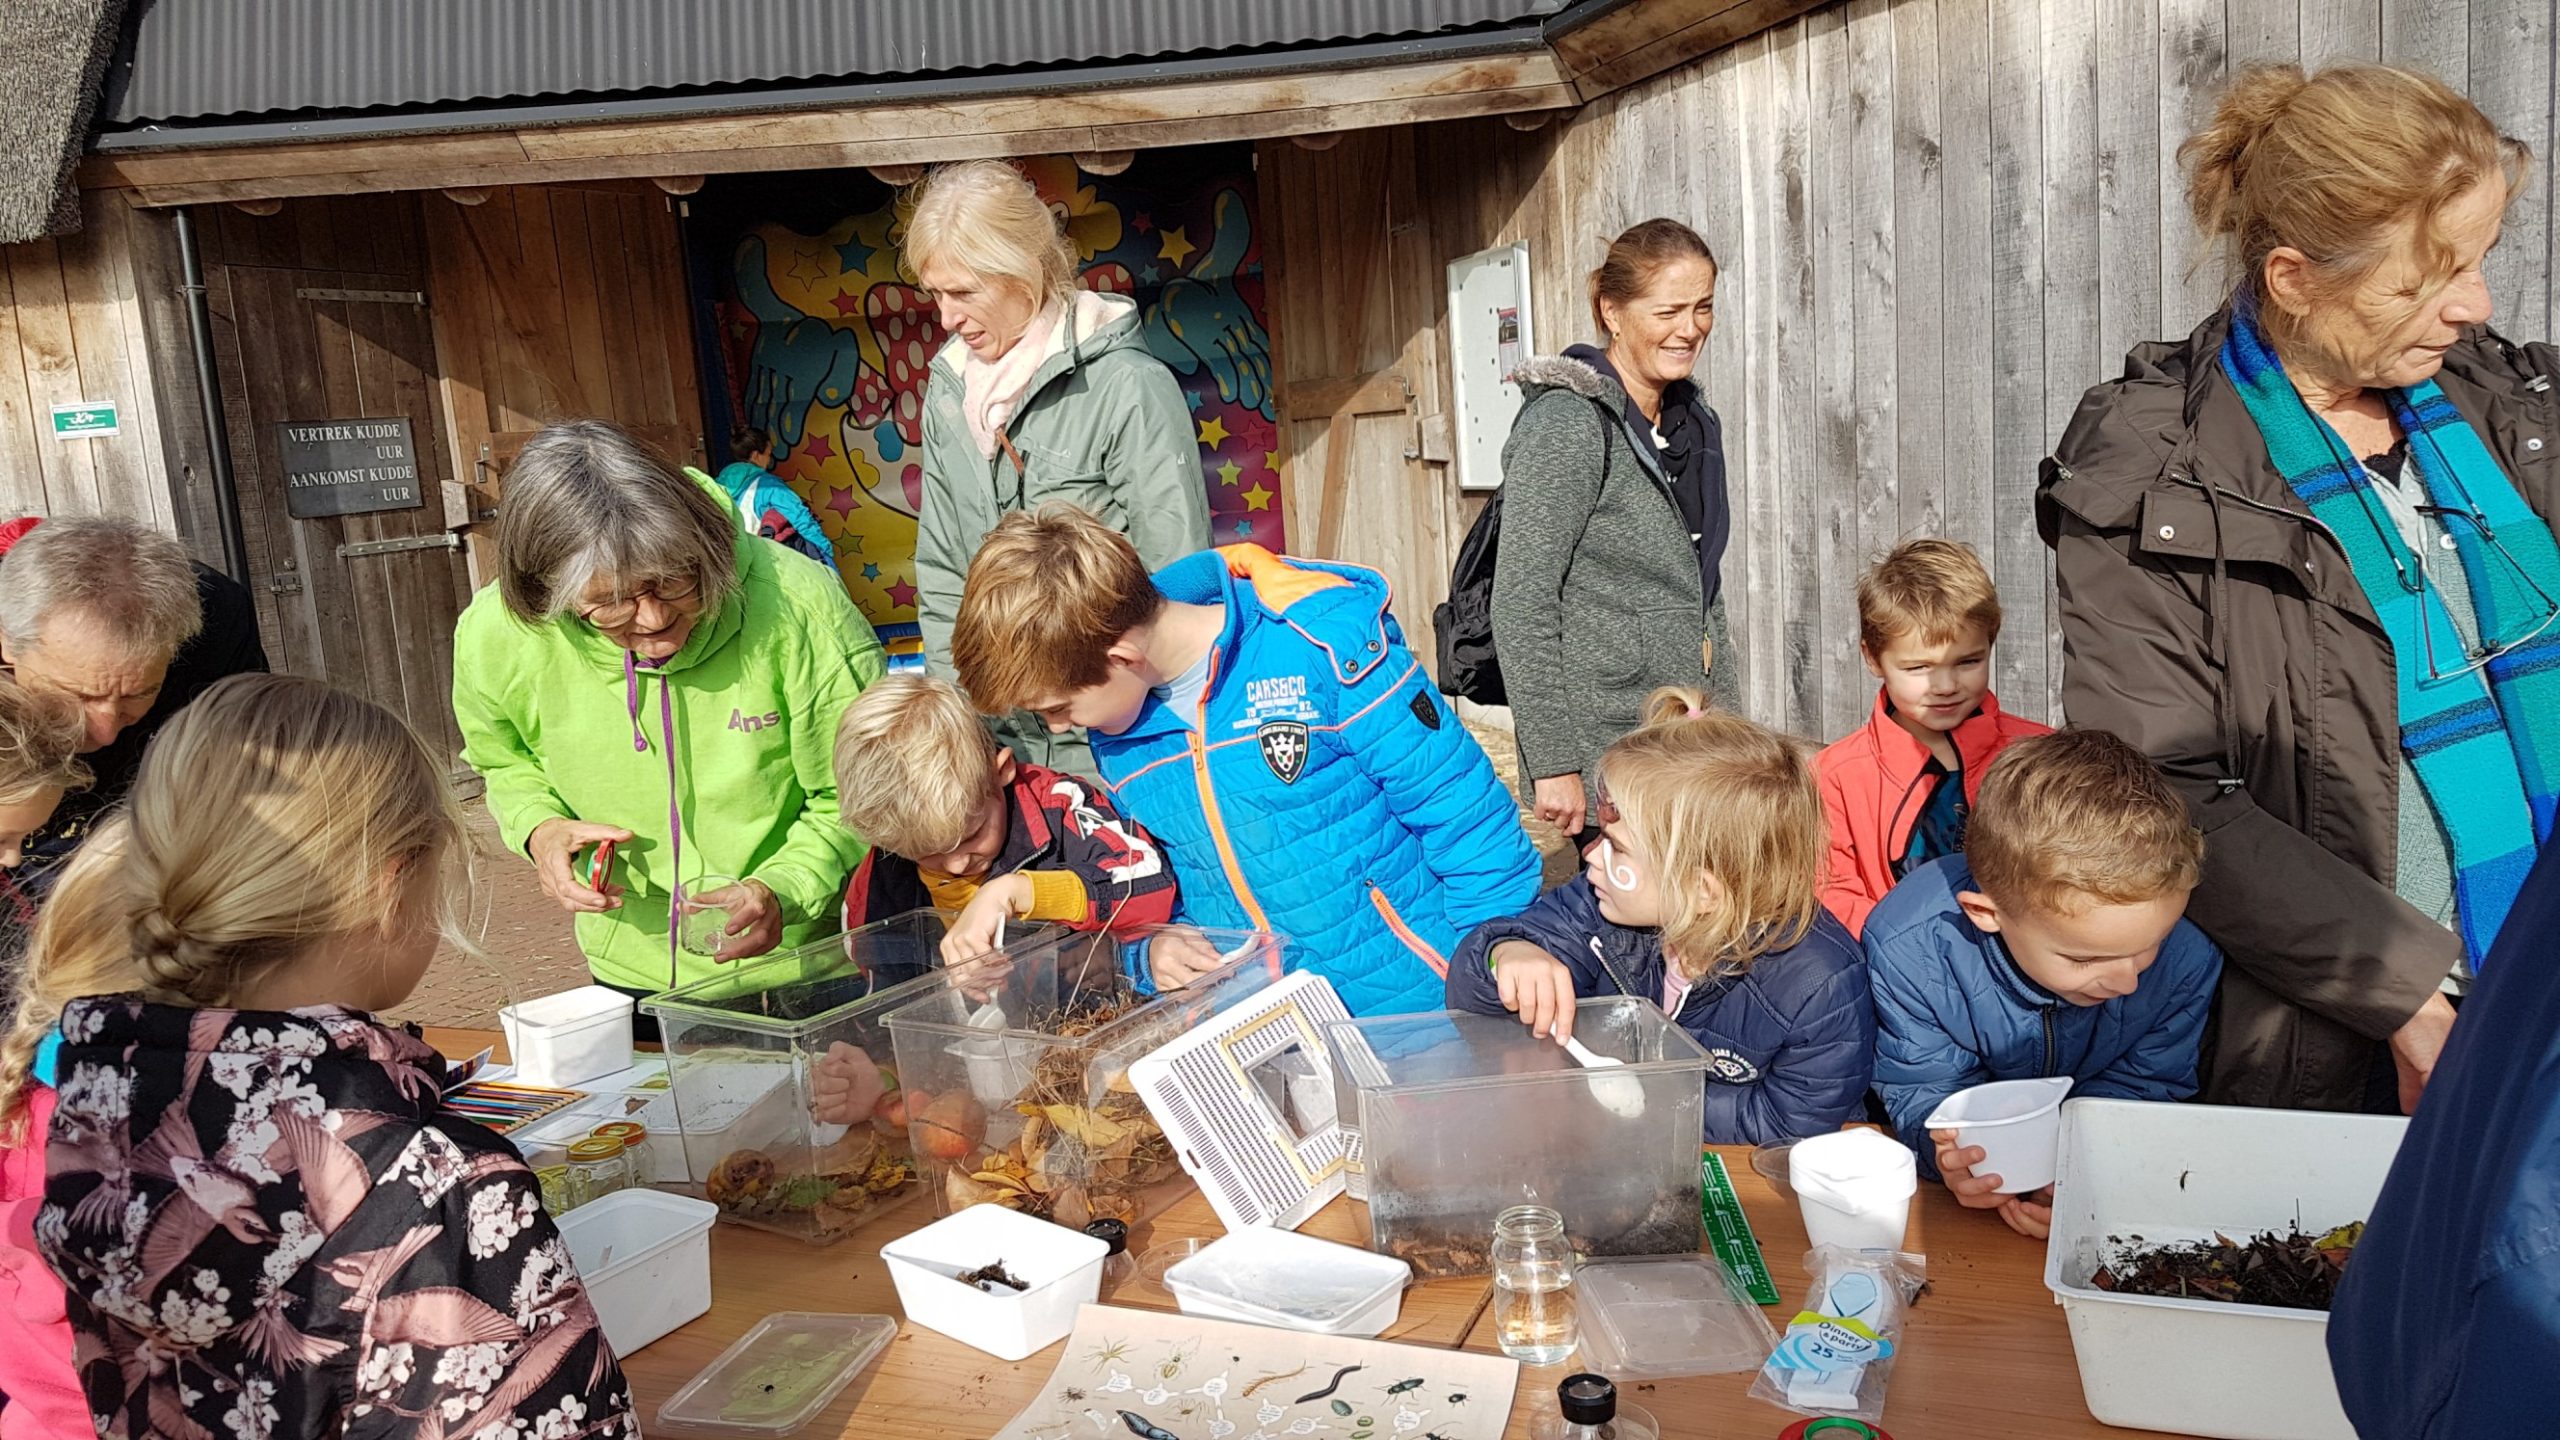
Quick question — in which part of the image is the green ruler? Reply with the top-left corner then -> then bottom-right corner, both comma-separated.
1700,1150 -> 1780,1305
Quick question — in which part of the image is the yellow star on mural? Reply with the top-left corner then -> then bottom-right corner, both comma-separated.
1158,226 -> 1197,268
1263,450 -> 1280,474
1216,459 -> 1243,487
1197,416 -> 1230,449
1243,482 -> 1273,512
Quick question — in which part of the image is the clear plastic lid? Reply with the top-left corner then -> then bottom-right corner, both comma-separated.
1162,1227 -> 1410,1329
654,1312 -> 897,1435
1572,1254 -> 1778,1381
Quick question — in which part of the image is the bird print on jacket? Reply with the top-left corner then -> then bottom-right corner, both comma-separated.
36,998 -> 634,1440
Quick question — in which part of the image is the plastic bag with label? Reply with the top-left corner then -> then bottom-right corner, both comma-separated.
1747,1245 -> 1928,1423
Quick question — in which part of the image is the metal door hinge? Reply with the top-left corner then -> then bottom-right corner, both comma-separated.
337,534 -> 462,559
267,572 -> 304,596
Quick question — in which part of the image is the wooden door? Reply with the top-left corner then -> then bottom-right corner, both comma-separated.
210,265 -> 471,757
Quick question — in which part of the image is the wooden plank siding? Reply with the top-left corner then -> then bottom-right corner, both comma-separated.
1261,0 -> 2560,736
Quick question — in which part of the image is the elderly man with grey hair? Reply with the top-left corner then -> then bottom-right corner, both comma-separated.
0,515 -> 269,884
452,420 -> 884,1005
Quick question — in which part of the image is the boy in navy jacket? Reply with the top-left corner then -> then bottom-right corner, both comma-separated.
1867,728 -> 2222,1238
1450,691 -> 1873,1144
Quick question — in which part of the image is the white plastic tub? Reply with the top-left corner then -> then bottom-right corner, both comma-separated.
880,1203 -> 1107,1361
500,985 -> 636,1088
1789,1127 -> 1915,1252
556,1189 -> 717,1357
1925,1075 -> 2072,1194
1163,1227 -> 1411,1337
2043,1099 -> 2407,1440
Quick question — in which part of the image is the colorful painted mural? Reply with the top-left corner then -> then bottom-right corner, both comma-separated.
709,156 -> 1281,634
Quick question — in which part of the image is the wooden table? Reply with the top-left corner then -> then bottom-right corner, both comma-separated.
428,1030 -> 2171,1440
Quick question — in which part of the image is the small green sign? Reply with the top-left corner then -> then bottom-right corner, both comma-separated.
49,402 -> 119,440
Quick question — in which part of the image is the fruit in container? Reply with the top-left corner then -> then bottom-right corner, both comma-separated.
873,1086 -> 927,1135
915,1092 -> 990,1161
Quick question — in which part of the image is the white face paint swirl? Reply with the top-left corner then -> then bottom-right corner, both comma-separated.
1595,837 -> 1641,893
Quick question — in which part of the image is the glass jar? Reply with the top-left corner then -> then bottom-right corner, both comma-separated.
1492,1204 -> 1579,1365
590,1122 -> 654,1188
535,1165 -> 575,1216
566,1135 -> 629,1209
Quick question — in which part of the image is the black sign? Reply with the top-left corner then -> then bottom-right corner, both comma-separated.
277,417 -> 424,519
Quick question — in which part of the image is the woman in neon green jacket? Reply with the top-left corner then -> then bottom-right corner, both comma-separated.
453,420 -> 885,997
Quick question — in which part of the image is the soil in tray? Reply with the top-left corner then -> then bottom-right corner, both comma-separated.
1377,1188 -> 1705,1279
704,1130 -> 914,1243
2092,1221 -> 2363,1311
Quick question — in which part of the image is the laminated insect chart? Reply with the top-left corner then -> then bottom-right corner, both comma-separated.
992,1304 -> 1520,1440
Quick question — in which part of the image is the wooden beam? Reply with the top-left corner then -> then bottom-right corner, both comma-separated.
1549,0 -> 1836,99
85,53 -> 1576,207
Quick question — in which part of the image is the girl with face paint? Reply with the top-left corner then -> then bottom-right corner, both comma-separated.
1443,688 -> 1879,1144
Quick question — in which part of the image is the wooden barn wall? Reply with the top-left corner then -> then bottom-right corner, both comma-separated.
422,182 -> 706,582
1264,0 -> 2560,739
0,190 -> 194,541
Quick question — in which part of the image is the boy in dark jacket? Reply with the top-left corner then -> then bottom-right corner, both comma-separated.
1449,691 -> 1872,1144
1867,729 -> 2222,1238
835,673 -> 1178,958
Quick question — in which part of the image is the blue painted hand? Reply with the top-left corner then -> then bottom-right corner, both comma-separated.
733,235 -> 868,448
1143,188 -> 1274,419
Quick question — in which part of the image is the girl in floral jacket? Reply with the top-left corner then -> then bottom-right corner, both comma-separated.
1,674 -> 635,1440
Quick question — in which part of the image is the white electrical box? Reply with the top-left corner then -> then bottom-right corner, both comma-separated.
1446,241 -> 1536,491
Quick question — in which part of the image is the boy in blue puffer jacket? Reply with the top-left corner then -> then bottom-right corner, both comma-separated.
1867,728 -> 2223,1239
1449,689 -> 1872,1143
950,504 -> 1540,1016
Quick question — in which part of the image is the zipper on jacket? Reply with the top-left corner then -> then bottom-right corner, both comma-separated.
1367,882 -> 1448,979
2041,1006 -> 2059,1077
1186,660 -> 1274,934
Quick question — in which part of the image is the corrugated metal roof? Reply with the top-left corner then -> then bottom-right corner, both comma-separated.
107,0 -> 1571,127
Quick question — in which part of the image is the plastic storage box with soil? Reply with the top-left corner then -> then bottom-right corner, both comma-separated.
640,911 -> 1063,1245
881,925 -> 1284,1231
1325,998 -> 1712,1278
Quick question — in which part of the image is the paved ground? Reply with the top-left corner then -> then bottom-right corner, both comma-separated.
390,714 -> 1580,1030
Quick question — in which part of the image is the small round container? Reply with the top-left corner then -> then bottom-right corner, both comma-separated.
535,1165 -> 575,1216
1136,1238 -> 1208,1293
1922,1076 -> 2073,1194
567,1135 -> 631,1209
591,1121 -> 655,1189
678,876 -> 740,957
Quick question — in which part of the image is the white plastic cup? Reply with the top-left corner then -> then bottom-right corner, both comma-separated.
1923,1076 -> 2073,1194
1789,1128 -> 1917,1252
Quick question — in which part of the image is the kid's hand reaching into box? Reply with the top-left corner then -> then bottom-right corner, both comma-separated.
1932,1127 -> 2054,1239
811,1041 -> 892,1127
943,875 -> 1035,968
1490,940 -> 1580,1043
1146,928 -> 1229,991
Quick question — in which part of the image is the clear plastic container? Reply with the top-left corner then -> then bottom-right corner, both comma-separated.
881,925 -> 1284,1229
654,1312 -> 897,1436
1574,1254 -> 1780,1380
1162,1226 -> 1412,1337
641,910 -> 1064,1245
1323,997 -> 1711,1278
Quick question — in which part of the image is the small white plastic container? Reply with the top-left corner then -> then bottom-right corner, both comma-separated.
555,1189 -> 717,1357
2044,1098 -> 2408,1440
500,985 -> 636,1088
1789,1128 -> 1916,1252
1924,1075 -> 2073,1194
880,1203 -> 1107,1361
1163,1227 -> 1411,1337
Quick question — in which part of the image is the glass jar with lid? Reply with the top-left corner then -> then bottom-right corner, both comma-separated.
565,1135 -> 629,1209
589,1121 -> 654,1188
1492,1204 -> 1579,1365
534,1164 -> 575,1216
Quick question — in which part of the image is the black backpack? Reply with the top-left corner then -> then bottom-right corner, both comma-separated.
1432,488 -> 1509,705
1432,405 -> 1610,706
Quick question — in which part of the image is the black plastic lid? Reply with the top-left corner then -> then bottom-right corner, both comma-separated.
1558,1373 -> 1615,1425
1083,1218 -> 1130,1256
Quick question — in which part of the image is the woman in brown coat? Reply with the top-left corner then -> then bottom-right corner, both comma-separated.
2039,65 -> 2560,1114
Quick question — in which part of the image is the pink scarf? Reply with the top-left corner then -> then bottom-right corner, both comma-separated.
960,303 -> 1065,461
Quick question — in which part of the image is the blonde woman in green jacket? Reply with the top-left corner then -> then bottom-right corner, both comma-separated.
906,160 -> 1209,778
453,421 -> 885,998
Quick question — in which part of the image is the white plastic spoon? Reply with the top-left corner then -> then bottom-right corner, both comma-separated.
1561,1035 -> 1646,1120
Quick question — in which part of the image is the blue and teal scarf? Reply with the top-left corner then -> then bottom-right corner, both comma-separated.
2222,301 -> 2560,971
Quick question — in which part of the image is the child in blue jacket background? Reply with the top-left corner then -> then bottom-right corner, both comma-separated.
1866,729 -> 2223,1239
949,505 -> 1540,1017
1449,689 -> 1873,1143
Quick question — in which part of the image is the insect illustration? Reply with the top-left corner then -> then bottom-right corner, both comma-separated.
1445,1394 -> 1468,1407
1158,1340 -> 1200,1380
1381,1378 -> 1425,1397
1062,1388 -> 1087,1403
1294,1365 -> 1364,1405
1117,1411 -> 1182,1440
1240,1364 -> 1308,1398
1086,1337 -> 1135,1368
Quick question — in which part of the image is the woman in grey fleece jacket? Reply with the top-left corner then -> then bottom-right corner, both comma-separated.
1492,220 -> 1740,831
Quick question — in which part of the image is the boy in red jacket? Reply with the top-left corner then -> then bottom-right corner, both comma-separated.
1816,540 -> 2050,934
835,674 -> 1178,960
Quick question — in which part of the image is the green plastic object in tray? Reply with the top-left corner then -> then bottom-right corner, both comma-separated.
655,1312 -> 897,1435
